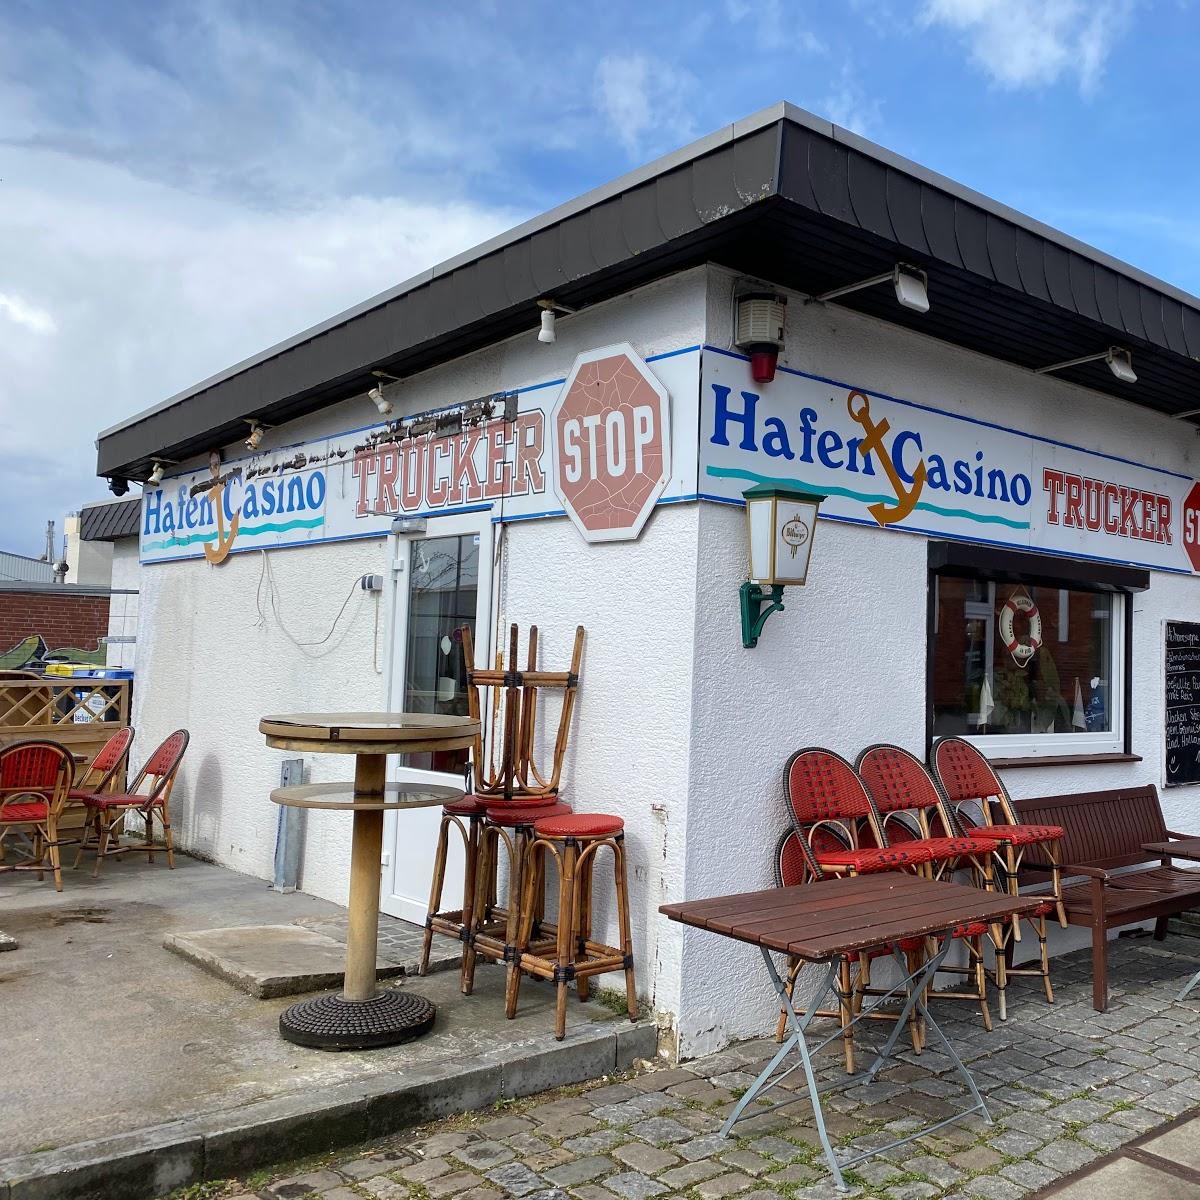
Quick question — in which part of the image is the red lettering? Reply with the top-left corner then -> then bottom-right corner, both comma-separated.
352,450 -> 378,518
1120,487 -> 1141,538
377,446 -> 400,514
427,437 -> 450,508
1103,483 -> 1120,534
1158,496 -> 1172,544
1083,478 -> 1102,531
1043,468 -> 1065,525
513,412 -> 546,496
483,421 -> 514,500
399,441 -> 426,512
1064,476 -> 1084,528
448,430 -> 483,504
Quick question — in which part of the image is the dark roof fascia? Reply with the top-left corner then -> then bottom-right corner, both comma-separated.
0,581 -> 132,596
96,102 -> 1200,481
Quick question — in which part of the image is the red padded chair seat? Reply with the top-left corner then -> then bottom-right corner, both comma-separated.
485,802 -> 570,827
444,794 -> 490,816
815,845 -> 932,872
534,813 -> 624,839
82,793 -> 160,811
69,789 -> 100,802
911,836 -> 994,860
869,920 -> 990,957
970,823 -> 1064,845
0,803 -> 48,823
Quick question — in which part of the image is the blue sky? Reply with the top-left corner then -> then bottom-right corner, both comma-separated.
2,0 -> 1199,559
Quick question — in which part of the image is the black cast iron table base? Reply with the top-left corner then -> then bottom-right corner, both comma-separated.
279,988 -> 436,1050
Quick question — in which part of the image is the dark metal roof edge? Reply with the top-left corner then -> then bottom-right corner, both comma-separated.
79,497 -> 141,541
97,103 -> 789,443
0,581 -> 135,596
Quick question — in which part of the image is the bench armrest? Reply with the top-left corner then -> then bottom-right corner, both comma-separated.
1063,863 -> 1111,882
1165,830 -> 1198,841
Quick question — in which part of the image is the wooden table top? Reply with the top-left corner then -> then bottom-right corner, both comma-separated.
271,781 -> 463,811
660,873 -> 1043,961
1143,837 -> 1200,860
260,712 -> 479,755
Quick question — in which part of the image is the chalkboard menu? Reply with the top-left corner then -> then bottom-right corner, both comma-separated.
1166,621 -> 1200,787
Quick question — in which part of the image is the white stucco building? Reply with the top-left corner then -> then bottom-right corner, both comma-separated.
96,105 -> 1200,1058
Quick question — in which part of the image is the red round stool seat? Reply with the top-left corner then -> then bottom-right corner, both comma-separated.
485,801 -> 571,827
444,794 -> 490,816
534,813 -> 624,839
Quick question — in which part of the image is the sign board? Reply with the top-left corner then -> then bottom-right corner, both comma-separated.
549,344 -> 672,543
700,349 -> 1200,576
140,349 -> 698,564
1165,621 -> 1200,787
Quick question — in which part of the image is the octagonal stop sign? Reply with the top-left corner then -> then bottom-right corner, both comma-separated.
550,343 -> 672,543
1183,481 -> 1200,572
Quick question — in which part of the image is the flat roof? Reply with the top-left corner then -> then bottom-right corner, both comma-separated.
97,101 -> 1200,481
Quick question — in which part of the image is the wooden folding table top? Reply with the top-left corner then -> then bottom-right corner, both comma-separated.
1143,837 -> 1200,862
660,873 -> 1042,961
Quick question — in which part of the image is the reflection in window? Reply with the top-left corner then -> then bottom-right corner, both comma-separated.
931,576 -> 1119,750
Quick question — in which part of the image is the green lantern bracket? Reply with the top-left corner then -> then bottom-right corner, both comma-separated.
740,581 -> 785,649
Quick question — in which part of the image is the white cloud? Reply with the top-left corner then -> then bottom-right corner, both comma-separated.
818,67 -> 883,138
593,54 -> 697,157
920,0 -> 1134,93
0,14 -> 520,557
724,0 -> 824,52
0,294 -> 56,336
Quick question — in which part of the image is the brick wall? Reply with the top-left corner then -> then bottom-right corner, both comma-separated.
0,590 -> 110,657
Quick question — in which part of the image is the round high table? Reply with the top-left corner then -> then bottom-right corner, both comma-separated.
260,712 -> 479,1050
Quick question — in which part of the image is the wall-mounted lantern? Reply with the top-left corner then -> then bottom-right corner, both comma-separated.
740,483 -> 824,648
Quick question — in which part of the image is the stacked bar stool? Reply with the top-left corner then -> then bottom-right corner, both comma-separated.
419,622 -> 585,993
507,811 -> 638,1040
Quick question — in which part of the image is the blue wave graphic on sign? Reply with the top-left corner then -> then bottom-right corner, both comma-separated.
706,465 -> 1031,530
144,516 -> 325,552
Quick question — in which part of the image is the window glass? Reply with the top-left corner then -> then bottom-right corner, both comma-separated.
403,533 -> 479,771
932,576 -> 1117,745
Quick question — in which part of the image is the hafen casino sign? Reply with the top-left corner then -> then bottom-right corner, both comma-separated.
140,346 -> 693,565
699,348 -> 1200,576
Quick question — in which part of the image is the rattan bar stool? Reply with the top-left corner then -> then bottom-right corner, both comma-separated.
420,623 -> 584,983
507,812 -> 638,1040
460,799 -> 571,995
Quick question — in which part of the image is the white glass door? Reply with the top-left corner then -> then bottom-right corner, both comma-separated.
381,511 -> 492,922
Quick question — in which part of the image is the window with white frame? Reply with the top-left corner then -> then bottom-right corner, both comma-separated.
930,573 -> 1127,759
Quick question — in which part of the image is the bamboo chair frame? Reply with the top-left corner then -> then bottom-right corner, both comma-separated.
75,730 -> 188,875
507,819 -> 637,1040
70,725 -> 135,799
931,737 -> 1068,939
0,739 -> 76,891
422,622 -> 585,984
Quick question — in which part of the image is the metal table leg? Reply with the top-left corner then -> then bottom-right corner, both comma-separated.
722,939 -> 991,1193
1178,967 -> 1200,1002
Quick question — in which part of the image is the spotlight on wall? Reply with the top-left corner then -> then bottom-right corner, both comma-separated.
368,385 -> 394,417
809,263 -> 930,315
1035,346 -> 1137,385
536,299 -> 577,344
244,420 -> 269,451
148,462 -> 166,485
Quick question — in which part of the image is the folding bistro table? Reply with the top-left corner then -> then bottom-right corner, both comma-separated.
661,873 -> 1041,1192
1142,837 -> 1200,1001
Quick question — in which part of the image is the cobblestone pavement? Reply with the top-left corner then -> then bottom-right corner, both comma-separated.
167,939 -> 1200,1200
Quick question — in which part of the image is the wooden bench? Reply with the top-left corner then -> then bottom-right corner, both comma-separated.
1014,786 -> 1200,1011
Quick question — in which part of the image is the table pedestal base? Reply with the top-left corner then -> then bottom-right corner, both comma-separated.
279,988 -> 436,1050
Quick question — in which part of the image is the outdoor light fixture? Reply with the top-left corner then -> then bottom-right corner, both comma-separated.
148,462 -> 166,485
809,263 -> 930,314
244,420 -> 269,451
735,292 -> 787,383
536,298 -> 576,344
368,384 -> 394,417
739,482 -> 824,648
108,477 -> 129,497
1035,346 -> 1137,385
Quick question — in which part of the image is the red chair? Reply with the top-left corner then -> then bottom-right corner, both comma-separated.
76,730 -> 188,875
856,744 -> 996,885
930,737 -> 1066,928
0,739 -> 76,891
68,726 -> 135,803
785,747 -> 933,877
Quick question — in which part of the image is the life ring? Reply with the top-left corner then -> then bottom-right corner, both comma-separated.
999,593 -> 1042,667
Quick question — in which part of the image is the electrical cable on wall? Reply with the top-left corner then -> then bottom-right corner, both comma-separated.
254,551 -> 363,656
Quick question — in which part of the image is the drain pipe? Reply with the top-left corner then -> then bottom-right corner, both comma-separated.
273,758 -> 305,892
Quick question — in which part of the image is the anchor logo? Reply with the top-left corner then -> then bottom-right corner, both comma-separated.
203,455 -> 241,565
847,390 -> 926,527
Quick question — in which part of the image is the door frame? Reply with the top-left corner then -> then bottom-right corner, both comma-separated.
379,508 -> 494,921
